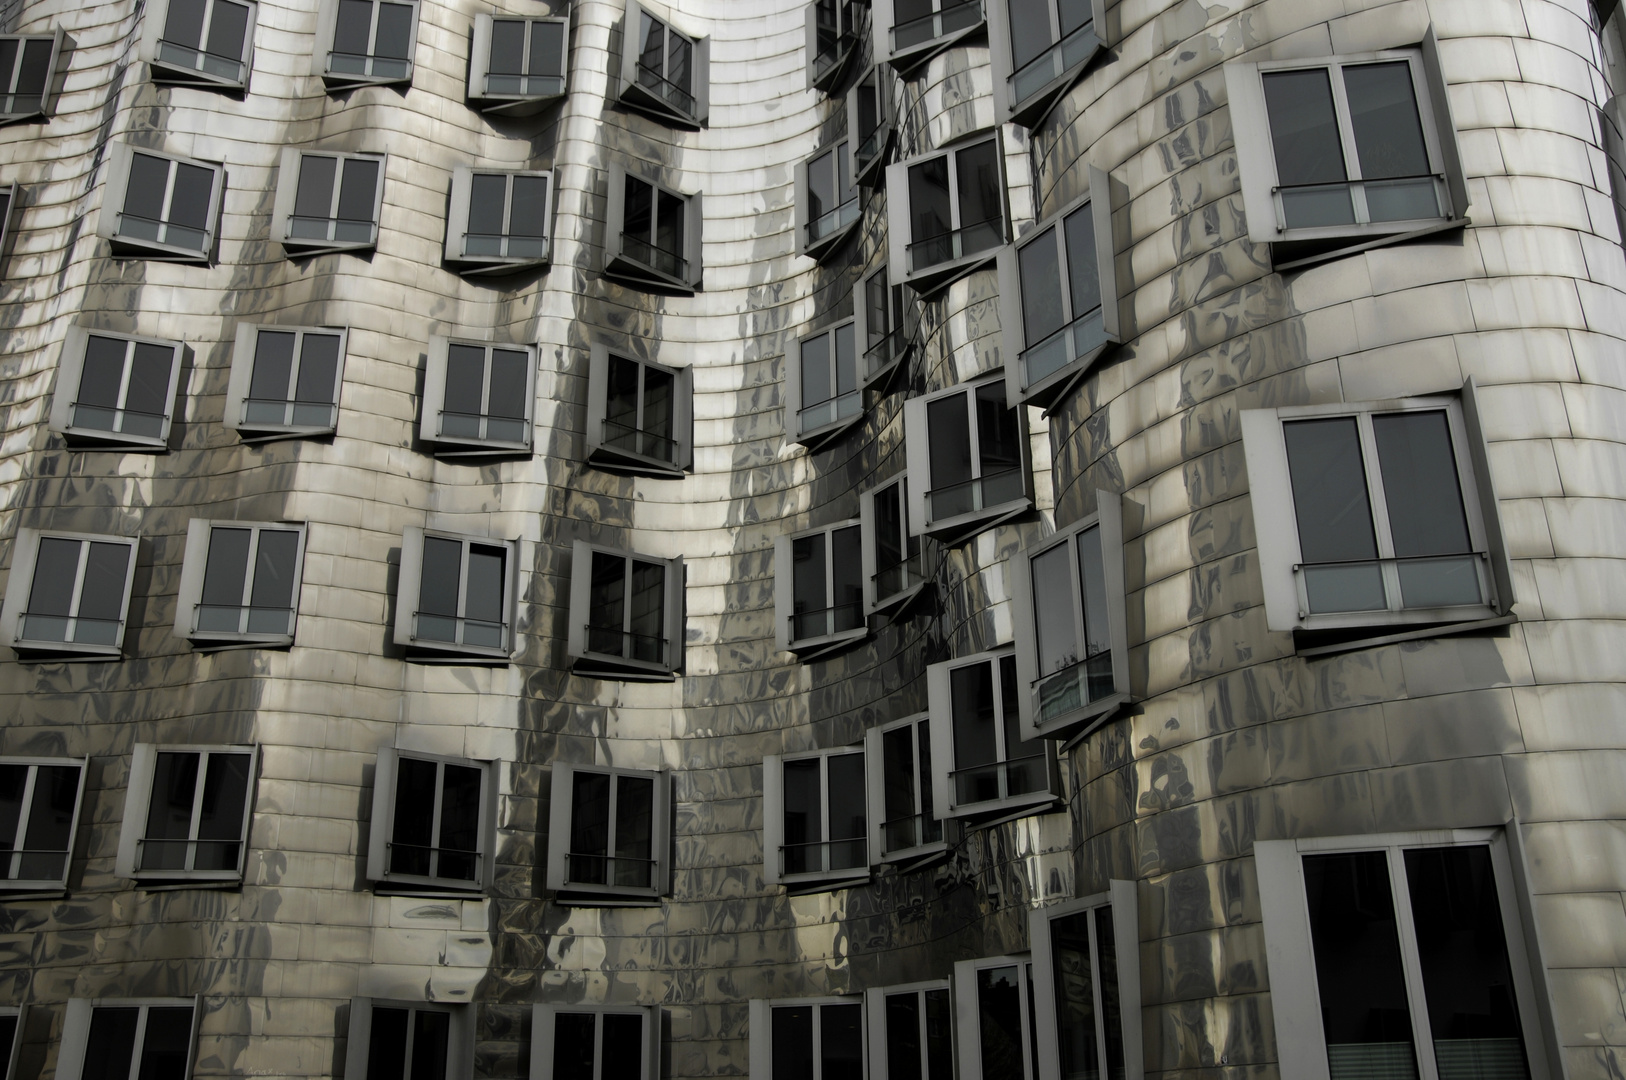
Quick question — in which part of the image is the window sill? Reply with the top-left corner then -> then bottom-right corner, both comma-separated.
876,839 -> 953,869
551,889 -> 664,907
56,425 -> 170,452
403,641 -> 512,665
1012,339 -> 1115,415
469,90 -> 567,118
107,234 -> 211,264
1271,215 -> 1467,273
234,422 -> 338,444
9,638 -> 124,661
948,789 -> 1057,824
887,16 -> 987,75
570,652 -> 680,682
811,39 -> 860,95
785,624 -> 868,661
448,252 -> 551,277
781,870 -> 871,894
149,60 -> 247,92
619,83 -> 702,129
868,579 -> 929,619
791,409 -> 864,452
187,633 -> 295,651
1295,612 -> 1515,659
129,873 -> 245,890
425,435 -> 534,460
604,252 -> 697,296
901,247 -> 998,298
586,445 -> 687,479
322,68 -> 413,92
0,884 -> 68,899
854,128 -> 894,189
371,881 -> 487,900
919,497 -> 1030,546
1028,689 -> 1129,742
0,105 -> 47,125
281,237 -> 377,259
1001,28 -> 1102,130
802,214 -> 860,265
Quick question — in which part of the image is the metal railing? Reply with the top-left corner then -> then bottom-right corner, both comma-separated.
462,230 -> 549,261
863,327 -> 911,383
564,851 -> 657,889
2,846 -> 69,880
157,38 -> 245,82
906,216 -> 1002,272
620,231 -> 689,281
810,24 -> 857,80
798,388 -> 861,434
779,837 -> 868,876
483,72 -> 565,98
19,610 -> 123,647
287,214 -> 377,246
70,400 -> 168,439
1009,19 -> 1096,103
1020,304 -> 1106,389
807,197 -> 859,243
116,211 -> 207,252
583,623 -> 668,666
327,50 -> 410,80
881,811 -> 941,852
601,418 -> 679,464
241,397 -> 338,429
789,601 -> 865,643
635,63 -> 696,116
871,552 -> 924,604
1292,551 -> 1489,619
0,90 -> 44,116
1273,173 -> 1445,232
854,123 -> 889,172
136,836 -> 243,873
925,468 -> 1024,521
438,408 -> 528,446
891,0 -> 981,52
1034,650 -> 1115,725
413,611 -> 508,651
951,757 -> 1046,805
193,604 -> 294,637
386,841 -> 482,881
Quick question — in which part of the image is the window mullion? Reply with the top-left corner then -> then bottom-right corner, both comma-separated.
811,1005 -> 824,1080
592,1012 -> 606,1080
326,158 -> 344,241
184,752 -> 211,870
479,348 -> 495,440
1087,908 -> 1111,1071
366,2 -> 383,69
5,44 -> 21,97
237,528 -> 261,634
1327,62 -> 1372,224
158,160 -> 181,242
401,1006 -> 417,1073
10,765 -> 38,879
1388,846 -> 1443,1080
198,2 -> 217,51
946,150 -> 963,233
915,990 -> 930,1076
427,761 -> 447,880
1055,227 -> 1075,324
453,540 -> 472,644
620,556 -> 635,638
115,342 -> 138,430
1356,414 -> 1404,610
126,1007 -> 151,1080
819,757 -> 835,873
605,773 -> 621,878
991,659 -> 1009,799
286,332 -> 305,404
501,176 -> 516,253
65,540 -> 92,640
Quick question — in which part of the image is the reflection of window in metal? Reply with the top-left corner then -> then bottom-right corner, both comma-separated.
327,0 -> 416,82
0,758 -> 85,888
155,0 -> 253,85
138,749 -> 253,873
388,754 -> 484,883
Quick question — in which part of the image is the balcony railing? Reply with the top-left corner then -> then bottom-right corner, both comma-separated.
194,603 -> 295,637
386,841 -> 482,882
779,836 -> 867,877
1009,19 -> 1096,104
136,836 -> 243,873
1020,303 -> 1106,390
117,211 -> 207,252
906,215 -> 1002,272
484,72 -> 564,98
19,610 -> 123,648
3,846 -> 70,881
799,388 -> 861,435
891,0 -> 981,53
157,38 -> 245,82
327,50 -> 410,80
871,552 -> 924,605
925,468 -> 1024,521
1273,174 -> 1445,232
807,197 -> 859,244
881,811 -> 941,853
288,214 -> 377,246
463,230 -> 549,261
790,600 -> 864,643
70,400 -> 167,440
241,396 -> 338,429
635,63 -> 696,117
438,407 -> 528,446
1034,650 -> 1115,725
1292,551 -> 1489,619
600,418 -> 678,464
583,623 -> 668,667
620,231 -> 688,281
565,851 -> 656,890
950,756 -> 1046,806
413,610 -> 508,651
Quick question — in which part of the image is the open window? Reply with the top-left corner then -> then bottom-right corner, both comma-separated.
953,956 -> 1038,1080
115,744 -> 258,885
786,317 -> 862,449
0,756 -> 88,893
272,148 -> 384,256
795,137 -> 860,262
174,519 -> 306,648
855,263 -> 914,393
749,998 -> 865,1079
763,746 -> 869,889
142,0 -> 255,90
56,998 -> 201,1080
865,712 -> 954,864
873,0 -> 984,72
316,0 -> 418,89
886,133 -> 1009,295
774,520 -> 867,659
49,326 -> 185,451
0,528 -> 139,660
849,64 -> 895,188
344,1000 -> 473,1080
392,527 -> 518,662
806,0 -> 863,93
998,167 -> 1118,411
1011,492 -> 1129,740
864,982 -> 953,1080
532,1005 -> 660,1080
420,337 -> 535,457
605,163 -> 704,293
928,649 -> 1057,820
1030,884 -> 1143,1080
860,472 -> 926,615
566,540 -> 684,680
224,323 -> 346,441
987,0 -> 1103,127
444,168 -> 552,274
903,376 -> 1032,544
546,763 -> 670,901
618,0 -> 709,128
1239,382 -> 1511,648
1223,30 -> 1468,269
0,30 -> 68,121
96,142 -> 223,262
468,13 -> 568,115
367,747 -> 494,896
586,345 -> 693,477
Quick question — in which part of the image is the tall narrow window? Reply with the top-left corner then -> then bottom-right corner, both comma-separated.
0,757 -> 87,892
887,135 -> 1008,294
445,169 -> 552,273
0,1005 -> 21,1080
546,764 -> 669,900
928,650 -> 1055,818
146,0 -> 256,89
764,747 -> 869,888
533,1005 -> 660,1080
854,264 -> 913,392
224,324 -> 346,440
115,745 -> 257,884
0,529 -> 139,659
344,1000 -> 472,1080
50,327 -> 185,450
56,999 -> 200,1080
987,0 -> 1104,125
619,1 -> 709,127
796,138 -> 859,260
1030,885 -> 1144,1080
0,183 -> 16,263
953,957 -> 1038,1080
175,520 -> 306,647
96,143 -> 223,262
566,541 -> 685,680
865,712 -> 949,863
468,14 -> 568,114
393,528 -> 517,661
420,337 -> 535,456
775,520 -> 867,657
606,164 -> 703,292
787,318 -> 862,448
849,64 -> 895,188
903,378 -> 1031,543
273,149 -> 385,256
861,473 -> 926,615
749,998 -> 866,1080
367,748 -> 493,894
586,345 -> 694,477
865,982 -> 954,1080
319,0 -> 419,87
0,31 -> 65,119
875,0 -> 985,70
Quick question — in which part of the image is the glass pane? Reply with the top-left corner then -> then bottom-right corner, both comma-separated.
856,76 -> 879,143
73,541 -> 133,641
638,13 -> 665,83
552,1012 -> 596,1080
826,753 -> 866,871
882,726 -> 918,850
1002,653 -> 1045,796
950,661 -> 998,804
1032,543 -> 1078,678
336,158 -> 379,224
873,481 -> 910,594
613,774 -> 654,888
143,752 -> 201,871
822,1003 -> 864,1080
193,752 -> 251,871
295,333 -> 342,407
205,0 -> 251,62
78,335 -> 128,417
624,177 -> 653,243
511,175 -> 549,238
641,364 -> 674,458
1078,525 -> 1111,660
955,140 -> 1004,256
489,19 -> 524,74
976,383 -> 1023,505
1019,226 -> 1064,348
248,330 -> 296,417
908,156 -> 952,264
124,342 -> 176,438
417,536 -> 463,640
1371,411 -> 1479,608
28,537 -> 80,619
410,1009 -> 450,1080
568,771 -> 610,885
1008,0 -> 1056,70
1283,418 -> 1385,613
782,757 -> 822,875
486,349 -> 529,440
1064,203 -> 1102,320
389,756 -> 438,876
917,724 -> 938,843
248,529 -> 300,633
374,3 -> 414,61
602,1013 -> 646,1078
199,527 -> 251,632
925,988 -> 953,1080
831,525 -> 863,634
366,1007 -> 408,1078
1048,910 -> 1100,1080
587,551 -> 628,657
886,992 -> 924,1080
791,532 -> 827,639
436,763 -> 483,881
977,966 -> 1029,1080
926,394 -> 973,517
441,344 -> 486,438
834,323 -> 857,396
628,558 -> 666,664
1344,63 -> 1429,182
655,188 -> 684,261
1096,906 -> 1125,1079
1262,68 -> 1348,188
7,38 -> 43,99
667,30 -> 692,96
808,148 -> 836,224
138,1007 -> 195,1080
293,154 -> 337,231
81,1007 -> 139,1080
123,153 -> 171,233
332,0 -> 374,56
0,766 -> 22,863
0,1015 -> 14,1068
167,162 -> 215,235
530,21 -> 564,78
163,0 -> 206,48
771,1006 -> 814,1080
20,764 -> 81,879
801,331 -> 832,409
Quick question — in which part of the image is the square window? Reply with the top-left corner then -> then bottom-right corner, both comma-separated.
0,757 -> 88,892
586,344 -> 694,477
49,326 -> 185,450
316,0 -> 419,89
1223,32 -> 1468,269
272,148 -> 384,256
444,168 -> 553,274
141,0 -> 256,90
392,527 -> 518,662
927,649 -> 1058,820
886,133 -> 1010,295
854,263 -> 914,393
786,317 -> 863,448
56,998 -> 200,1080
468,14 -> 568,115
546,763 -> 670,900
997,166 -> 1119,410
343,999 -> 473,1080
763,746 -> 870,889
532,1004 -> 660,1080
224,323 -> 347,440
864,711 -> 957,864
987,0 -> 1104,127
174,519 -> 306,648
605,163 -> 704,292
366,747 -> 494,895
795,137 -> 860,262
95,142 -> 223,262
952,956 -> 1038,1080
618,0 -> 709,128
0,30 -> 66,121
902,376 -> 1032,544
1011,490 -> 1129,739
864,982 -> 954,1079
859,472 -> 926,616
748,997 -> 866,1079
1029,883 -> 1144,1080
774,519 -> 868,658
872,0 -> 985,72
420,337 -> 536,457
0,528 -> 139,659
566,540 -> 685,680
114,744 -> 258,885
806,0 -> 864,93
848,64 -> 896,189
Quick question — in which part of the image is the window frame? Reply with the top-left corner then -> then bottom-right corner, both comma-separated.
392,526 -> 520,662
343,999 -> 474,1080
848,63 -> 896,189
618,0 -> 710,128
95,142 -> 224,263
1029,883 -> 1143,1080
315,0 -> 420,89
806,0 -> 864,94
795,136 -> 861,262
748,996 -> 868,1079
902,374 -> 1034,544
853,263 -> 914,394
419,336 -> 537,457
0,1005 -> 23,1080
786,316 -> 864,449
927,648 -> 1059,821
859,472 -> 926,616
0,527 -> 140,660
763,745 -> 872,889
114,743 -> 259,886
0,756 -> 89,894
605,162 -> 705,293
444,167 -> 554,275
0,182 -> 17,266
546,762 -> 671,901
532,1004 -> 660,1080
952,955 -> 1037,1080
173,519 -> 307,648
585,344 -> 695,477
467,13 -> 569,115
49,326 -> 186,451
566,539 -> 686,680
366,746 -> 496,896
56,997 -> 202,1080
140,0 -> 257,91
863,981 -> 952,1080
223,322 -> 348,441
271,147 -> 385,257
986,0 -> 1104,127
774,519 -> 869,658
864,711 -> 955,864
872,0 -> 986,73
885,132 -> 1012,296
0,29 -> 67,122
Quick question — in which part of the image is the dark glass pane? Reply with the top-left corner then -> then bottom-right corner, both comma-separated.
205,0 -> 251,63
249,330 -> 296,406
655,188 -> 683,258
1096,906 -> 1125,1079
791,532 -> 827,634
366,1007 -> 408,1080
1372,411 -> 1471,557
417,537 -> 463,618
950,661 -> 998,802
1002,653 -> 1044,793
20,764 -> 82,879
822,1003 -> 863,1080
374,3 -> 414,61
489,19 -> 524,74
143,752 -> 200,871
294,155 -> 337,221
67,540 -> 130,639
193,752 -> 250,871
1077,525 -> 1109,658
163,0 -> 207,48
666,31 -> 691,96
886,992 -> 924,1080
1284,417 -> 1385,613
530,21 -> 564,78
1263,69 -> 1348,187
124,342 -> 176,433
436,763 -> 482,881
511,175 -> 549,238
882,726 -> 917,848
249,529 -> 300,618
826,752 -> 866,870
908,156 -> 952,251
638,14 -> 665,80
837,144 -> 854,205
137,1006 -> 195,1080
1049,910 -> 1100,1080
977,966 -> 1028,1080
1008,0 -> 1055,70
856,77 -> 879,142
336,158 -> 380,223
568,770 -> 611,885
1019,226 -> 1064,347
866,272 -> 890,348
916,724 -> 938,842
1345,63 -> 1428,181
955,140 -> 1004,252
604,356 -> 640,437
553,1012 -> 596,1080
0,42 -> 14,92
924,988 -> 953,1079
771,1006 -> 814,1080
926,395 -> 973,515
81,1007 -> 139,1080
1064,203 -> 1102,319
782,758 -> 822,876
463,544 -> 506,637
628,558 -> 666,663
834,324 -> 857,396
0,1014 -> 15,1068
333,0 -> 374,56
123,153 -> 171,225
830,525 -> 862,634
808,148 -> 836,223
641,365 -> 674,450
200,527 -> 251,632
28,537 -> 80,618
167,162 -> 215,233
602,1013 -> 645,1079
294,334 -> 342,406
587,551 -> 628,656
815,0 -> 839,57
874,481 -> 905,579
623,177 -> 653,243
976,383 -> 1023,504
13,37 -> 50,99
79,335 -> 128,412
488,349 -> 529,424
1032,543 -> 1077,677
0,766 -> 22,862
389,756 -> 438,876
613,774 -> 655,888
410,1009 -> 450,1080
801,331 -> 832,407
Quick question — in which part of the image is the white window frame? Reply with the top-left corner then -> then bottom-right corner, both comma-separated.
224,323 -> 347,441
0,756 -> 88,893
987,0 -> 1104,127
863,981 -> 953,1080
854,263 -> 913,394
0,182 -> 18,264
774,519 -> 869,658
953,955 -> 1037,1080
140,0 -> 257,90
1011,491 -> 1129,740
806,0 -> 864,93
49,326 -> 185,451
1240,380 -> 1511,641
315,0 -> 419,89
95,142 -> 223,262
903,375 -> 1033,544
763,745 -> 871,889
419,336 -> 537,457
786,316 -> 863,448
860,472 -> 926,616
748,996 -> 868,1080
0,1005 -> 23,1080
114,744 -> 259,885
998,167 -> 1119,411
366,746 -> 496,896
795,137 -> 860,262
1029,883 -> 1143,1080
1256,829 -> 1558,1080
532,1004 -> 660,1080
585,344 -> 695,477
566,540 -> 685,681
885,132 -> 1011,296
392,527 -> 519,662
173,519 -> 307,648
0,528 -> 140,660
271,148 -> 385,256
872,0 -> 985,72
848,64 -> 896,189
344,999 -> 474,1080
1223,30 -> 1468,269
928,648 -> 1058,820
56,997 -> 202,1080
468,13 -> 569,115
546,763 -> 671,901
864,711 -> 954,864
444,167 -> 554,275
0,29 -> 67,121
605,162 -> 705,293
618,0 -> 709,128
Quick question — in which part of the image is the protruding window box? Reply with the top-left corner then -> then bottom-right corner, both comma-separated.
420,337 -> 536,458
865,712 -> 957,865
444,168 -> 552,275
0,529 -> 139,660
57,999 -> 202,1080
764,746 -> 870,891
605,163 -> 704,293
928,649 -> 1059,821
806,0 -> 863,94
749,998 -> 866,1079
566,540 -> 685,681
96,142 -> 223,262
886,133 -> 1010,296
953,956 -> 1039,1080
174,519 -> 307,649
586,345 -> 694,478
987,0 -> 1104,127
272,148 -> 384,257
546,763 -> 671,903
316,0 -> 419,89
533,1005 -> 660,1079
366,747 -> 495,897
873,0 -> 985,73
848,64 -> 896,188
1029,883 -> 1144,1080
142,0 -> 254,90
775,520 -> 868,660
345,999 -> 474,1080
393,528 -> 518,663
795,137 -> 860,262
115,744 -> 259,887
903,376 -> 1033,545
855,263 -> 914,393
50,326 -> 185,451
787,318 -> 863,450
224,323 -> 347,441
618,0 -> 709,128
0,30 -> 69,121
860,472 -> 927,616
468,13 -> 568,116
0,756 -> 88,895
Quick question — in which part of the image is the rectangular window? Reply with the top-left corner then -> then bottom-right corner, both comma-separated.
0,183 -> 16,261
787,318 -> 862,447
987,0 -> 1103,126
320,0 -> 418,87
865,712 -> 949,863
860,473 -> 925,615
49,326 -> 185,450
619,0 -> 709,127
96,142 -> 223,261
445,168 -> 552,273
174,520 -> 305,647
886,134 -> 1008,294
795,138 -> 859,261
367,748 -> 493,893
805,0 -> 862,92
774,520 -> 867,657
952,957 -> 1037,1080
532,1005 -> 659,1080
147,0 -> 256,88
56,999 -> 200,1080
849,64 -> 895,189
1029,884 -> 1144,1080
928,650 -> 1056,818
606,164 -> 703,292
749,998 -> 865,1079
865,982 -> 954,1080
854,264 -> 913,392
224,323 -> 346,440
875,0 -> 985,70
0,757 -> 87,891
273,149 -> 384,255
420,337 -> 535,455
393,527 -> 517,661
0,528 -> 139,659
468,14 -> 568,114
546,763 -> 669,899
566,541 -> 685,680
903,377 -> 1030,543
343,999 -> 472,1080
586,345 -> 694,476
764,747 -> 869,888
0,1006 -> 21,1080
0,31 -> 64,120
115,745 -> 257,883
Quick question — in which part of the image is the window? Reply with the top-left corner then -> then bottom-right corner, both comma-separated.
763,746 -> 869,888
1240,383 -> 1511,643
997,167 -> 1119,410
49,326 -> 185,450
317,0 -> 418,88
860,473 -> 925,615
774,520 -> 867,658
927,649 -> 1057,819
605,163 -> 704,292
0,1006 -> 22,1080
272,149 -> 384,256
56,999 -> 200,1080
419,337 -> 535,457
873,0 -> 985,71
586,345 -> 694,477
96,142 -> 223,261
864,982 -> 953,1080
0,30 -> 66,121
566,541 -> 685,680
142,0 -> 256,90
1029,883 -> 1144,1080
0,528 -> 139,659
1011,491 -> 1129,739
174,520 -> 306,648
468,14 -> 568,115
952,957 -> 1037,1080
444,168 -> 553,274
864,712 -> 952,864
786,318 -> 862,448
795,138 -> 860,261
532,1005 -> 659,1080
0,182 -> 16,262
0,756 -> 87,892
618,0 -> 709,128
848,64 -> 895,189
114,744 -> 257,884
366,747 -> 494,894
886,134 -> 1009,295
903,377 -> 1031,543
224,323 -> 346,440
1256,831 -> 1555,1080
392,527 -> 518,662
748,998 -> 865,1079
343,999 -> 473,1080
854,263 -> 914,393
546,763 -> 670,900
806,0 -> 863,93
1223,31 -> 1467,268
987,0 -> 1104,126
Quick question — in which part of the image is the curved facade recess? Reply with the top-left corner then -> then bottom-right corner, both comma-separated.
2,0 -> 1626,1076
